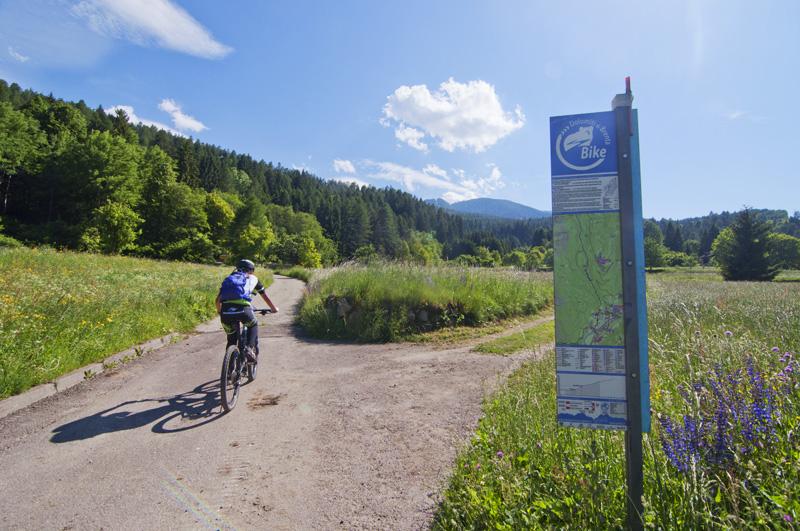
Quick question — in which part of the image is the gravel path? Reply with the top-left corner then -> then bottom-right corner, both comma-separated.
0,276 -> 547,530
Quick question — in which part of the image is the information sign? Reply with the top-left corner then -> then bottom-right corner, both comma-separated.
550,111 -> 627,429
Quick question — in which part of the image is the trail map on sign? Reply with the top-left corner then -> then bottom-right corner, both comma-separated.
553,212 -> 624,346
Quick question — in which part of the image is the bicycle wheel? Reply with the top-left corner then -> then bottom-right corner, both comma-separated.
220,345 -> 242,412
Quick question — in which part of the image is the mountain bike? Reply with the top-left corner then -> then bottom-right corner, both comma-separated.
219,308 -> 271,412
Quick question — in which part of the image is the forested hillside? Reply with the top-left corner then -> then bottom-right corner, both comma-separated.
0,80 -> 552,266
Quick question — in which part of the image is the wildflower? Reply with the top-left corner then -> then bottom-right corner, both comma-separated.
784,514 -> 793,523
771,347 -> 780,353
496,450 -> 504,459
475,463 -> 481,470
724,330 -> 733,337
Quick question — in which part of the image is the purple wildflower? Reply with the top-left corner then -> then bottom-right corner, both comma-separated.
784,514 -> 793,523
724,330 -> 733,337
771,347 -> 780,353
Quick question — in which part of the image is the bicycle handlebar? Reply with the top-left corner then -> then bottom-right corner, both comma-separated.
253,308 -> 272,315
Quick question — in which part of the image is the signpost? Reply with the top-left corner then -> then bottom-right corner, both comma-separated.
550,78 -> 649,529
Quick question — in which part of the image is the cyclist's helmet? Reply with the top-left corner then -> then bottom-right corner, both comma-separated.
236,259 -> 255,272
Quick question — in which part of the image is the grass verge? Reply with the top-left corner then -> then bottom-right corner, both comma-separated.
435,274 -> 800,529
473,319 -> 554,355
0,247 -> 271,398
274,265 -> 313,283
297,263 -> 552,342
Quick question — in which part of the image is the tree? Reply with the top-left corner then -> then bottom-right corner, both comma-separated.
712,209 -> 778,281
767,233 -> 800,270
82,200 -> 142,254
0,102 -> 45,213
371,203 -> 402,257
644,238 -> 666,270
405,231 -> 443,265
663,221 -> 684,251
297,234 -> 322,268
643,220 -> 667,270
699,224 -> 719,264
340,198 -> 370,257
644,219 -> 663,243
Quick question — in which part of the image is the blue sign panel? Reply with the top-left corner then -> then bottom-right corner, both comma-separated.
550,112 -> 618,176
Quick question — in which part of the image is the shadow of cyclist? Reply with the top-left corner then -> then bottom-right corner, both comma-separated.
50,380 -> 222,443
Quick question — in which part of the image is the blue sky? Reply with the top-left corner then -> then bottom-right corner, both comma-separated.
0,0 -> 797,219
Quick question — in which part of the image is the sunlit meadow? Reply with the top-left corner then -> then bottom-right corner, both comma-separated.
435,272 -> 799,529
0,247 -> 250,398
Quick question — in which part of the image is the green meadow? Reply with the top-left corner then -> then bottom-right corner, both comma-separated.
435,271 -> 800,529
0,247 -> 261,398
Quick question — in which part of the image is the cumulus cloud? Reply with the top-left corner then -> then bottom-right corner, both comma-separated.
333,159 -> 356,174
158,98 -> 207,132
394,124 -> 428,152
382,78 -> 525,153
107,104 -> 184,136
7,46 -> 28,62
364,161 -> 505,203
72,0 -> 232,59
331,176 -> 370,187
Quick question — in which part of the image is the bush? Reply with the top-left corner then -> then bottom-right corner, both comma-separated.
0,233 -> 23,248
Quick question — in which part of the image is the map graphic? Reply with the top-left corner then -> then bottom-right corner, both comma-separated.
553,212 -> 624,346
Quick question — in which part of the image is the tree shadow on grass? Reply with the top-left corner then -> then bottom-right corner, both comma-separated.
50,379 -> 224,443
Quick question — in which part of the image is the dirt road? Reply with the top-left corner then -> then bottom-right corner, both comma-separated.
0,276 -> 544,530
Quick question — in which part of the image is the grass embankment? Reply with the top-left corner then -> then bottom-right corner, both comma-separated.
297,263 -> 552,342
435,272 -> 800,529
0,248 -> 268,398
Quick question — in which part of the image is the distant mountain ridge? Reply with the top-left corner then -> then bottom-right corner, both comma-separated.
427,198 -> 550,220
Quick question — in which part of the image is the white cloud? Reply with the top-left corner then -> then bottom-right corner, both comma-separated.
158,98 -> 207,132
333,159 -> 356,174
382,78 -> 525,153
423,164 -> 449,180
722,109 -> 766,123
364,161 -> 505,203
107,104 -> 184,136
7,46 -> 28,63
331,176 -> 369,187
394,124 -> 428,152
72,0 -> 232,59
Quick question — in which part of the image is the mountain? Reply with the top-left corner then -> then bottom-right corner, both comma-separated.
428,198 -> 550,220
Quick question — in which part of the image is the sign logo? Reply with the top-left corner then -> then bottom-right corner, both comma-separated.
554,117 -> 614,172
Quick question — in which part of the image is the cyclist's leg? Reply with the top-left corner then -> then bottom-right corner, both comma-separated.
242,306 -> 258,353
220,305 -> 243,347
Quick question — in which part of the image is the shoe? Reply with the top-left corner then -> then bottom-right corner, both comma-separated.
245,347 -> 257,364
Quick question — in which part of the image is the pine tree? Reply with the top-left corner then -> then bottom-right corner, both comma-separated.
713,208 -> 777,281
371,203 -> 402,257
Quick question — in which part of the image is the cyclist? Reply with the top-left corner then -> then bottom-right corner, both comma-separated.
215,259 -> 278,361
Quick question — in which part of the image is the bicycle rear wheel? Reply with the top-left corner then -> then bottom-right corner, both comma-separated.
220,345 -> 242,412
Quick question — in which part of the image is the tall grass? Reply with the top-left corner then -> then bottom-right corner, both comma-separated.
297,262 -> 552,342
435,273 -> 800,529
0,247 -> 267,398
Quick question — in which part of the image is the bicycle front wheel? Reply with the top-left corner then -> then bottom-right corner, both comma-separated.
220,346 -> 242,412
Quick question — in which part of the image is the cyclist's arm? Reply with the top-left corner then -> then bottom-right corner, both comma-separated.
255,283 -> 278,313
260,291 -> 278,313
